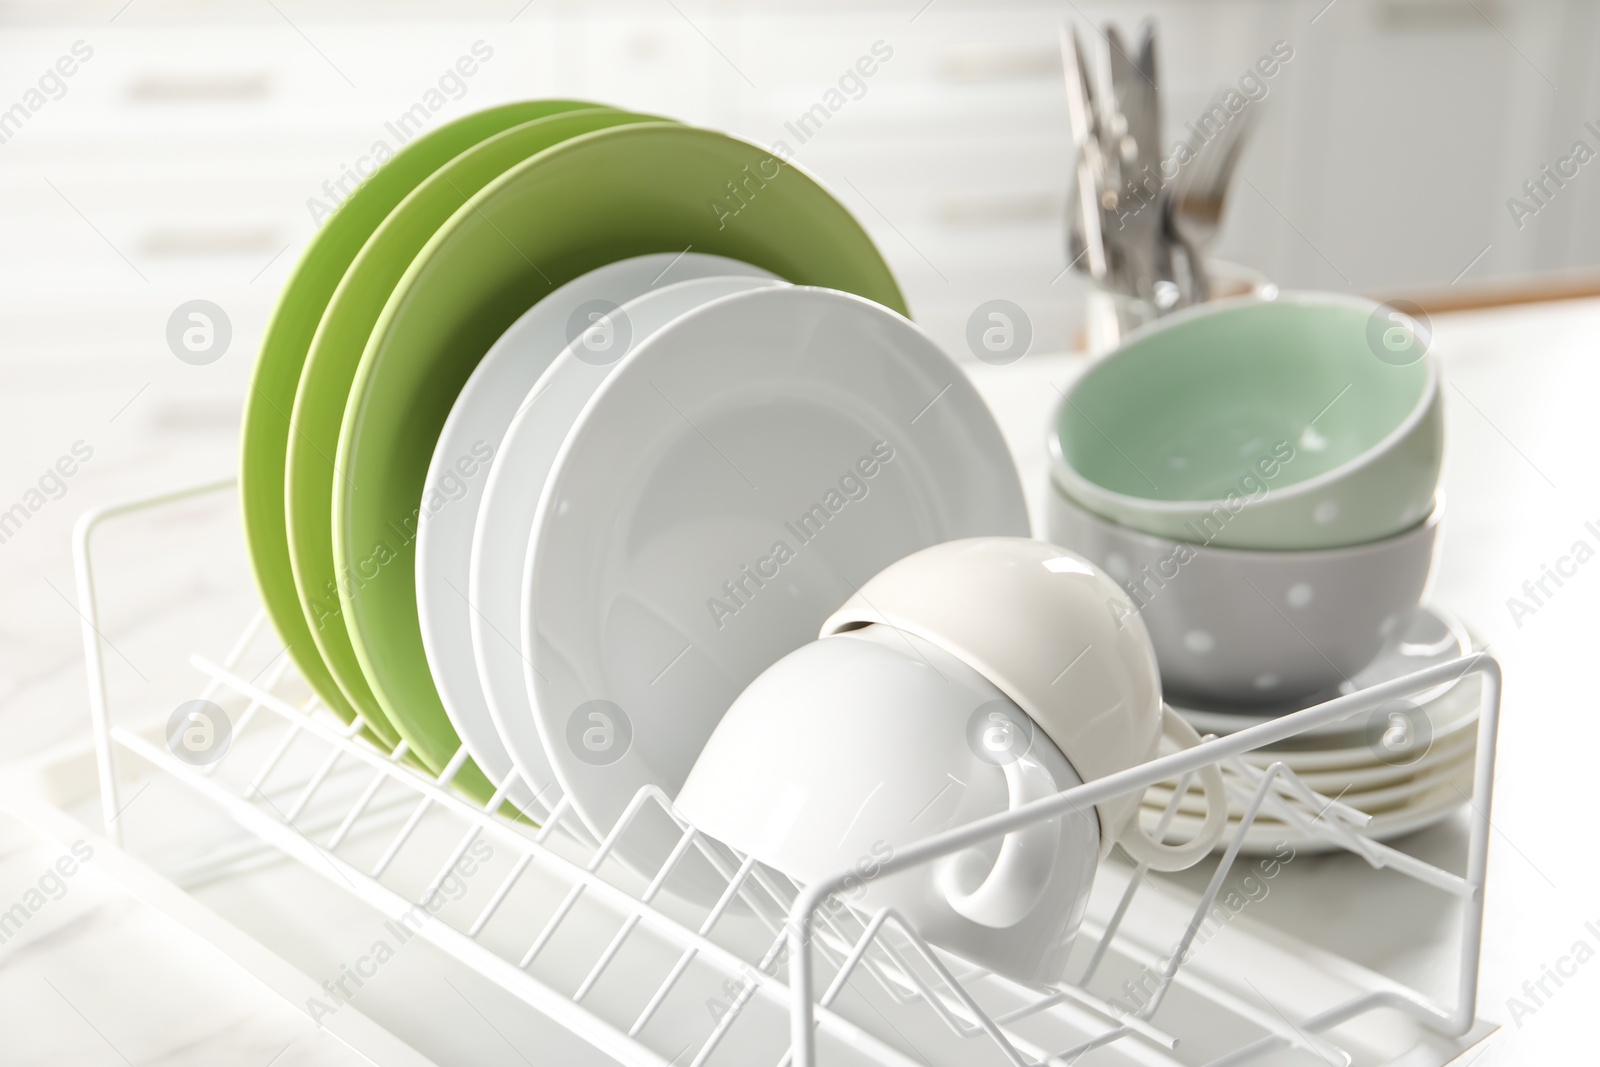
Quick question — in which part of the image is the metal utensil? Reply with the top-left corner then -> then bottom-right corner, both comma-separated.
1060,24 -> 1109,284
1104,21 -> 1172,305
1061,21 -> 1174,307
1165,98 -> 1258,303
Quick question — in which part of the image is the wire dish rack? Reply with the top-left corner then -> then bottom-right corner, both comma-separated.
68,479 -> 1502,1067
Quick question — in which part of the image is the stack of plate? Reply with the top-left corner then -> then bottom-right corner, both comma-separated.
239,103 -> 1030,882
1140,606 -> 1483,854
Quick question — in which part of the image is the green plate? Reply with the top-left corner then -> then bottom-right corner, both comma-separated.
240,100 -> 596,732
334,123 -> 905,780
286,107 -> 664,758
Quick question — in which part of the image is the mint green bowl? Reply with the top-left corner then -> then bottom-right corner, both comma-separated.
1050,294 -> 1443,550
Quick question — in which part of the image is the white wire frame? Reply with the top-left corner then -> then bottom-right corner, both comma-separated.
785,656 -> 1500,1066
71,479 -> 1501,1067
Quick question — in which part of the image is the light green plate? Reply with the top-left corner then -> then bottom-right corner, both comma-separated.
286,107 -> 663,760
240,100 -> 596,733
334,123 -> 906,781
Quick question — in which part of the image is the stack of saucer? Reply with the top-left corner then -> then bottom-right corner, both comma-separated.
1151,607 -> 1481,852
1043,294 -> 1473,852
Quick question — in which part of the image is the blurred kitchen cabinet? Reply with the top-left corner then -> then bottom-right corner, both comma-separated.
1221,0 -> 1578,293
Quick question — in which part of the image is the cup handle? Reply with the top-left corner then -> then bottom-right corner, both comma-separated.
936,754 -> 1060,929
1115,705 -> 1229,872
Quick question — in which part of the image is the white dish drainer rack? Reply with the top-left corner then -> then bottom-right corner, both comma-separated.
68,478 -> 1501,1067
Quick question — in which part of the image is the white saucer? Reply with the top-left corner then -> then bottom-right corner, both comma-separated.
418,254 -> 773,811
523,286 -> 1030,877
1147,605 -> 1485,856
463,270 -> 782,811
1175,605 -> 1478,749
1139,754 -> 1475,856
1146,725 -> 1477,812
1145,735 -> 1476,817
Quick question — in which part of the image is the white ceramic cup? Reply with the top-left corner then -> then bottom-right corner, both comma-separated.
677,624 -> 1102,985
821,537 -> 1228,866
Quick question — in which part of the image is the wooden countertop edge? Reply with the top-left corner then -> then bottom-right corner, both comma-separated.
1382,271 -> 1600,314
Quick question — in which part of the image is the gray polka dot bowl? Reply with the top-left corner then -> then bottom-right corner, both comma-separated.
1046,480 -> 1442,707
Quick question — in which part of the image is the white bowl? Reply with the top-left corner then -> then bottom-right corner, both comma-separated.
1046,482 -> 1442,706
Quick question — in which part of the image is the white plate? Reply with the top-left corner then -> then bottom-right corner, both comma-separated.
1176,605 -> 1478,748
469,273 -> 785,814
523,285 -> 1031,875
417,253 -> 774,811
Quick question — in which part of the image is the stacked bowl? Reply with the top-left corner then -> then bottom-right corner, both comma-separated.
1044,293 -> 1473,848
